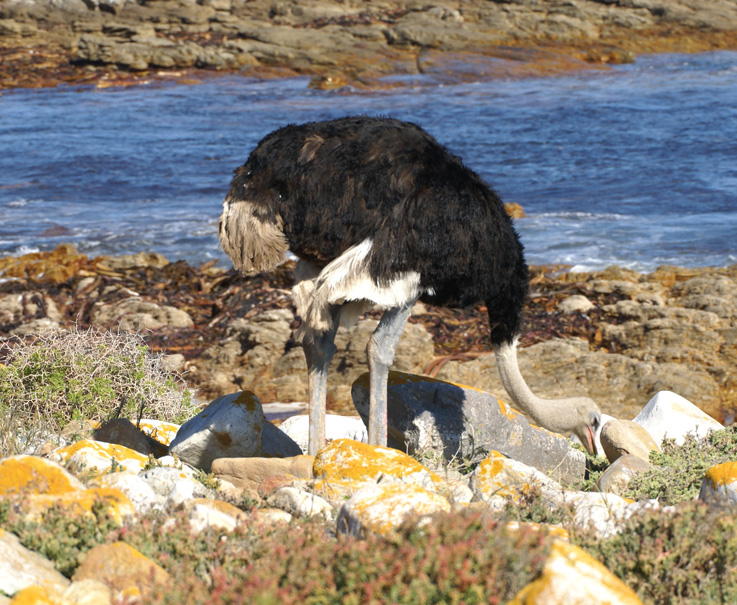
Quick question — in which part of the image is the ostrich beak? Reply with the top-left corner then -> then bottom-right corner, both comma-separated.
584,425 -> 596,456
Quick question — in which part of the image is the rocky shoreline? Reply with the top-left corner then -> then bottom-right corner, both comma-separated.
2,244 -> 736,425
2,0 -> 737,90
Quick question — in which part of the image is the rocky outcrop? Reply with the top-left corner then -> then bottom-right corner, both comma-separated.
2,0 -> 737,88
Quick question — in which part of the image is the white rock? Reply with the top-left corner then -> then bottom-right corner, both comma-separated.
0,528 -> 70,596
337,483 -> 450,537
169,391 -> 264,471
560,491 -> 630,538
558,295 -> 594,313
138,465 -> 201,497
633,391 -> 723,446
270,486 -> 335,520
92,471 -> 164,514
163,478 -> 214,513
278,414 -> 368,454
185,500 -> 245,533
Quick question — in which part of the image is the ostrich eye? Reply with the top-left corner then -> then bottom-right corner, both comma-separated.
590,411 -> 601,428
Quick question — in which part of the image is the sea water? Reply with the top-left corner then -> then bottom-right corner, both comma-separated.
1,51 -> 736,272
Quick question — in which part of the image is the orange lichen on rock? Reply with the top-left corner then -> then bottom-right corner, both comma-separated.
52,439 -> 149,475
21,487 -> 135,525
0,456 -> 85,497
72,541 -> 171,596
510,540 -> 642,604
338,483 -> 450,536
313,439 -> 440,489
138,420 -> 180,446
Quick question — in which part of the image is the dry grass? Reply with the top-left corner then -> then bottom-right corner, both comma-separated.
0,327 -> 196,456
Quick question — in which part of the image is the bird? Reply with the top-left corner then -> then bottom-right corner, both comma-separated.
218,116 -> 601,456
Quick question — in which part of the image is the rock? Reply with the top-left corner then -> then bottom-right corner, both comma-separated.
137,465 -> 208,505
469,451 -> 561,510
251,508 -> 293,525
137,419 -> 181,447
600,419 -> 659,463
337,483 -> 450,537
93,418 -> 167,457
0,528 -> 70,597
51,439 -> 150,475
261,421 -> 303,458
313,439 -> 440,492
91,296 -> 193,330
699,461 -> 737,506
269,486 -> 334,520
72,542 -> 170,597
0,455 -> 86,496
211,455 -> 314,491
277,414 -> 368,454
91,471 -> 164,514
560,491 -> 631,539
169,391 -> 264,472
558,294 -> 594,313
62,579 -> 113,605
0,454 -> 135,524
179,498 -> 247,533
598,454 -> 652,496
632,391 -> 723,446
510,540 -> 642,604
352,371 -> 587,484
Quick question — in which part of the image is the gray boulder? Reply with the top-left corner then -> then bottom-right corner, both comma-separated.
352,371 -> 587,484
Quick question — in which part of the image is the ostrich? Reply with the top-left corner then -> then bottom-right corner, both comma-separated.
219,116 -> 601,456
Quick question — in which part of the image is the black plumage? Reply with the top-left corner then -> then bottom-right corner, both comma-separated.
222,116 -> 529,345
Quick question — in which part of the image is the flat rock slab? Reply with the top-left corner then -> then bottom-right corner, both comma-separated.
352,372 -> 586,484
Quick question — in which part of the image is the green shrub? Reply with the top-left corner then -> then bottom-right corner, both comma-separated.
0,327 -> 196,455
624,426 -> 737,504
1,498 -> 120,577
574,501 -> 737,604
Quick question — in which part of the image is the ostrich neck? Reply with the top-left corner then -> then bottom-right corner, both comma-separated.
492,340 -> 579,434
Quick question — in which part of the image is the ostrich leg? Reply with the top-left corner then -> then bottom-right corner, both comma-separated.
366,299 -> 417,446
303,306 -> 340,456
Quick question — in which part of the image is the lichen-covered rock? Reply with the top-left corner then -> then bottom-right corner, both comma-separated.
138,419 -> 181,446
337,483 -> 450,537
469,451 -> 561,510
72,542 -> 170,597
0,455 -> 135,524
169,391 -> 264,471
0,455 -> 85,496
699,461 -> 737,506
313,439 -> 440,492
510,540 -> 642,604
51,439 -> 150,475
93,418 -> 167,457
633,391 -> 723,446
